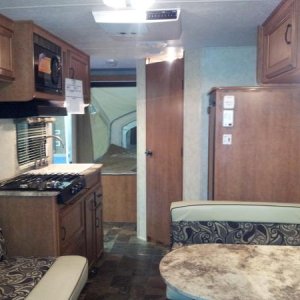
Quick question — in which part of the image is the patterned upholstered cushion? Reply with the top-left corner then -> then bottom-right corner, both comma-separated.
0,229 -> 6,261
171,221 -> 300,248
0,256 -> 55,300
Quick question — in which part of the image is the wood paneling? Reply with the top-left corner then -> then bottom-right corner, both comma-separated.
209,86 -> 300,203
146,59 -> 184,245
102,174 -> 136,222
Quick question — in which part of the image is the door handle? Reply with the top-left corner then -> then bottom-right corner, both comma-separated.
284,24 -> 292,45
145,149 -> 153,157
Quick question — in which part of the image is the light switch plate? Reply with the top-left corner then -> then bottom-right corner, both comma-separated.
223,110 -> 234,127
223,134 -> 232,145
223,95 -> 235,109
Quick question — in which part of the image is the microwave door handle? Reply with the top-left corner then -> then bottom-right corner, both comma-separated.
51,56 -> 61,85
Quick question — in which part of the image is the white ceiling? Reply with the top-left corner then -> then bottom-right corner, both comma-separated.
0,0 -> 281,69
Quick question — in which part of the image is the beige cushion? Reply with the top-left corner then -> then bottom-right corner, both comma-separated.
26,255 -> 88,300
171,200 -> 300,223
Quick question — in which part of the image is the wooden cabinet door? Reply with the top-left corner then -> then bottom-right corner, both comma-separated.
94,186 -> 103,258
67,47 -> 90,103
262,0 -> 297,79
60,197 -> 86,256
0,14 -> 14,81
85,191 -> 96,264
258,0 -> 300,83
84,184 -> 103,265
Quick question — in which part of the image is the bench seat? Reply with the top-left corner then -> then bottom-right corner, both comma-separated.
0,256 -> 88,300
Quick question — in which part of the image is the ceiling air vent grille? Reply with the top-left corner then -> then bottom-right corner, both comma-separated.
146,10 -> 178,21
95,9 -> 181,40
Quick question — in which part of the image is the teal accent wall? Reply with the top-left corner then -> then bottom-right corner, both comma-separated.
196,46 -> 258,199
201,46 -> 257,91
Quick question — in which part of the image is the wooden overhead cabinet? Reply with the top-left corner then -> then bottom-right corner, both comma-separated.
0,21 -> 64,101
0,14 -> 14,81
0,19 -> 91,103
66,45 -> 90,103
258,0 -> 300,83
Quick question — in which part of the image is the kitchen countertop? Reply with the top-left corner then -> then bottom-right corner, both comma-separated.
26,163 -> 101,175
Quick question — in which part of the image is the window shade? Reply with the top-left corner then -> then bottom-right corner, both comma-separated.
16,121 -> 47,166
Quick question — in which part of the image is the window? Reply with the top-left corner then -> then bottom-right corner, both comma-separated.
16,119 -> 47,167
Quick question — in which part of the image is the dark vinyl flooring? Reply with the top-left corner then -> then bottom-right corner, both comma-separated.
79,223 -> 169,300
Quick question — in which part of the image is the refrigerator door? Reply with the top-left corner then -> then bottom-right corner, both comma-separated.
208,86 -> 300,203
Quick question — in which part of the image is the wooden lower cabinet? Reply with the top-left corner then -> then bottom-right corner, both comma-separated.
85,184 -> 103,265
0,168 -> 103,267
60,196 -> 86,256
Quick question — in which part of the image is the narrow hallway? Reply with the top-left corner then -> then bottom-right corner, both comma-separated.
79,223 -> 168,300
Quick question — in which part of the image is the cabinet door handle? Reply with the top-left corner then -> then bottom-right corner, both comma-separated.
284,24 -> 292,45
61,226 -> 66,241
95,217 -> 100,228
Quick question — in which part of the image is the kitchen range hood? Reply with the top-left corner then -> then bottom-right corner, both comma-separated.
0,100 -> 67,119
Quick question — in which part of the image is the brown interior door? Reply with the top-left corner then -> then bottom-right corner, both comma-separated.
146,58 -> 184,245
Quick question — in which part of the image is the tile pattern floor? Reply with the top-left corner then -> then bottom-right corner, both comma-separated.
79,223 -> 169,300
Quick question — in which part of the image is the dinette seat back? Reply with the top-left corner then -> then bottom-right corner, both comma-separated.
170,201 -> 300,248
166,201 -> 300,300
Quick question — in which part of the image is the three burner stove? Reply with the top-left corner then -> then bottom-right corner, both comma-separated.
0,173 -> 86,204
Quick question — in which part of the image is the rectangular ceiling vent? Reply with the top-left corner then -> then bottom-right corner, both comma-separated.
146,9 -> 179,21
93,9 -> 181,41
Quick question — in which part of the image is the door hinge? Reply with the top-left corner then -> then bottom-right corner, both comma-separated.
182,79 -> 184,90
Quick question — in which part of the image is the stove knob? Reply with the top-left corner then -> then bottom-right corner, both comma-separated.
19,184 -> 29,189
71,186 -> 77,194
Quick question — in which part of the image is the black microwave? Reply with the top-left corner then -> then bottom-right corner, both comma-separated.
33,33 -> 63,95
